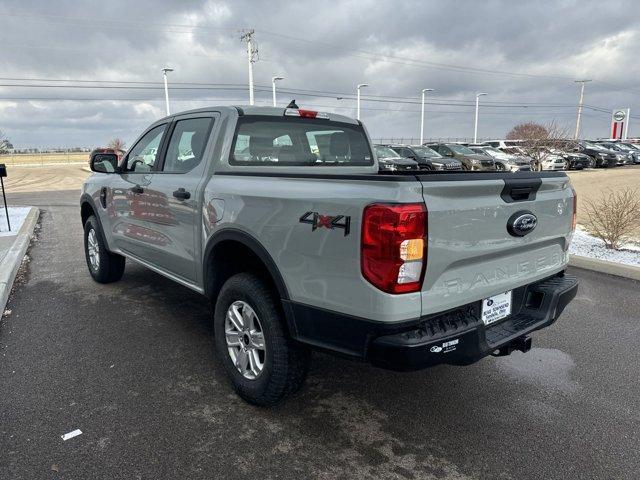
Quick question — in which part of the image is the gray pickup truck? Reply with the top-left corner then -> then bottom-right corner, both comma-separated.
81,105 -> 579,406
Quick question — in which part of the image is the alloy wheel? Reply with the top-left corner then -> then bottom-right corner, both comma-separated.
225,300 -> 266,380
87,228 -> 100,271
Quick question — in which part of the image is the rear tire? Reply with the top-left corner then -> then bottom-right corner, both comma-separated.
495,162 -> 505,171
214,273 -> 310,406
83,215 -> 125,283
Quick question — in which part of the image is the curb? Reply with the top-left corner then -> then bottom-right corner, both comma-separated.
569,254 -> 640,281
0,207 -> 40,314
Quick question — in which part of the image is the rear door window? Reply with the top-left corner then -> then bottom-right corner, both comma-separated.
162,117 -> 213,173
230,116 -> 373,166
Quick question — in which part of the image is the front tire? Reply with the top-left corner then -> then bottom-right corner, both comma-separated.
83,215 -> 125,283
214,273 -> 310,406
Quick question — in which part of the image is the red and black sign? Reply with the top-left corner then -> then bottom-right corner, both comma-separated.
299,211 -> 351,236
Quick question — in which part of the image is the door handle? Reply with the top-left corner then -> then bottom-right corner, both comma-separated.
130,185 -> 144,194
173,188 -> 191,200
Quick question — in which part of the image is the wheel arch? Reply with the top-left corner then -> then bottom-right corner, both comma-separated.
80,193 -> 97,226
203,228 -> 290,302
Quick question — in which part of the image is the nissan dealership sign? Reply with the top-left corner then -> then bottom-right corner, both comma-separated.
611,108 -> 630,139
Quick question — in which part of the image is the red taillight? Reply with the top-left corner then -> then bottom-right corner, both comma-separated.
571,187 -> 577,231
361,203 -> 427,294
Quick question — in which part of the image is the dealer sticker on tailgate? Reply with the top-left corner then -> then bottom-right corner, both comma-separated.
481,291 -> 512,326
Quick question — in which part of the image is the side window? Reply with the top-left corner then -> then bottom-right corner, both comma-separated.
163,118 -> 213,173
125,125 -> 166,172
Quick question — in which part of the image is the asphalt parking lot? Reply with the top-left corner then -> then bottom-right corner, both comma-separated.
1,189 -> 639,480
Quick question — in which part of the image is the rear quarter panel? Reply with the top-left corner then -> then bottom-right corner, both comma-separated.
203,175 -> 424,322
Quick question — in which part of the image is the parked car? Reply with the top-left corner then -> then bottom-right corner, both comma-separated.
373,145 -> 420,172
427,143 -> 496,171
531,147 -> 567,171
571,141 -> 617,168
499,146 -> 536,167
384,144 -> 463,171
597,141 -> 637,165
547,148 -> 592,170
482,140 -> 523,149
468,145 -> 531,172
81,105 -> 578,406
620,142 -> 640,163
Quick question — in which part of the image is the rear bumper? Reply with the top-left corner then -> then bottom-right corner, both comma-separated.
368,273 -> 578,371
285,272 -> 578,372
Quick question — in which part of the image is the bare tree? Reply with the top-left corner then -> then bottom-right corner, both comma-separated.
505,121 -> 571,170
584,188 -> 640,250
0,129 -> 13,154
107,138 -> 127,151
506,122 -> 549,140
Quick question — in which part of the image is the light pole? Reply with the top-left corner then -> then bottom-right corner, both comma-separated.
574,79 -> 591,140
356,83 -> 369,120
474,92 -> 487,143
272,76 -> 284,107
420,88 -> 434,144
162,67 -> 173,116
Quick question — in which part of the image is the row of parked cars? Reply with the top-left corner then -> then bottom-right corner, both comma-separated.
373,139 -> 640,172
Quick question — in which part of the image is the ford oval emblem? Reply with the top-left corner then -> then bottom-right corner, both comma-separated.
507,211 -> 537,237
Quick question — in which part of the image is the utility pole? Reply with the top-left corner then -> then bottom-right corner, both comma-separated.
420,88 -> 434,144
574,79 -> 591,140
272,76 -> 284,107
474,93 -> 487,143
161,67 -> 173,116
240,30 -> 258,105
356,83 -> 369,120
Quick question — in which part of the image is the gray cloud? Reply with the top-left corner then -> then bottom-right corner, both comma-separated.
0,0 -> 638,147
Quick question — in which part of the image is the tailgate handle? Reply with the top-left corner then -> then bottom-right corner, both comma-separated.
501,178 -> 542,203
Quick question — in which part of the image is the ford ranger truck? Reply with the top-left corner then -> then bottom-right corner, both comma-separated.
81,106 -> 579,406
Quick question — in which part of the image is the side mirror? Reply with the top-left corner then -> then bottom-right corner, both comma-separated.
90,152 -> 119,173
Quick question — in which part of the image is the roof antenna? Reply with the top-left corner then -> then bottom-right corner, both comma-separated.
286,99 -> 299,109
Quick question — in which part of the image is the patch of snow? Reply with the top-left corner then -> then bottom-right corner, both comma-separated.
0,207 -> 31,236
570,226 -> 640,267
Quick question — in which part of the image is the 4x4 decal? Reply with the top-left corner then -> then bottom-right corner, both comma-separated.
299,211 -> 351,236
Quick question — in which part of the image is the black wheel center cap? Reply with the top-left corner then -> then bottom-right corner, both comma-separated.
242,334 -> 251,346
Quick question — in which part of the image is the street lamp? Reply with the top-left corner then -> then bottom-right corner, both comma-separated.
356,83 -> 369,120
474,92 -> 487,143
272,76 -> 284,107
161,67 -> 174,116
420,88 -> 435,144
574,79 -> 591,140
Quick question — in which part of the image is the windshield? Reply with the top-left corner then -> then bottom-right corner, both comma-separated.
410,146 -> 441,158
482,146 -> 503,155
448,144 -> 476,155
582,141 -> 607,151
374,146 -> 400,159
230,116 -> 373,166
614,144 -> 632,151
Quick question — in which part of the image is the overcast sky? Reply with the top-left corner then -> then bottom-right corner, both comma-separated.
0,0 -> 639,148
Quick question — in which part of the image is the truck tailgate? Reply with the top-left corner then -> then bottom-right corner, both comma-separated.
418,173 -> 574,316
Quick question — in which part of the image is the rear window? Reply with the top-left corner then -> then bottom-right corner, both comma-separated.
229,115 -> 373,166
